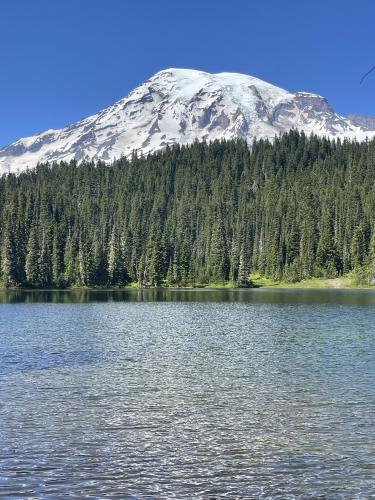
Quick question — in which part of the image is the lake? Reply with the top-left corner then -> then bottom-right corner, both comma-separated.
1,288 -> 375,498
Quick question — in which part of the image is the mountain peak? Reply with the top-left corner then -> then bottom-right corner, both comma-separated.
1,68 -> 374,173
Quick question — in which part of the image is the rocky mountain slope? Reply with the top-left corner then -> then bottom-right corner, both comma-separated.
1,68 -> 374,173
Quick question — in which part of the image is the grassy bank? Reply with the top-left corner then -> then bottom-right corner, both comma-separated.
249,273 -> 374,289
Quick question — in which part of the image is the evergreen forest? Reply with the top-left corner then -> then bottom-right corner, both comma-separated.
1,130 -> 375,288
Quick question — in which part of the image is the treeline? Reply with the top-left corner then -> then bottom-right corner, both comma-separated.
1,131 -> 375,288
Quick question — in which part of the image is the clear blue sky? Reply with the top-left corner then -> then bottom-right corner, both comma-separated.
1,0 -> 375,146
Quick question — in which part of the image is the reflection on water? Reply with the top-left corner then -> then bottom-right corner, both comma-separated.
2,287 -> 375,304
1,290 -> 375,497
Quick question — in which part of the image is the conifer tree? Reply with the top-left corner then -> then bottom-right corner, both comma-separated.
52,229 -> 63,287
1,224 -> 18,287
209,215 -> 229,283
38,229 -> 52,287
25,224 -> 39,286
64,234 -> 77,286
107,228 -> 120,286
237,245 -> 250,287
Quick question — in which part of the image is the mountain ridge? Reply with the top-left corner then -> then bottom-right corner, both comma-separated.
1,68 -> 374,173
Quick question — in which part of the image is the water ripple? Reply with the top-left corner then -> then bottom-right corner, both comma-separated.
0,292 -> 375,497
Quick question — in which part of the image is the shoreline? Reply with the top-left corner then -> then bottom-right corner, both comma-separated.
0,278 -> 374,292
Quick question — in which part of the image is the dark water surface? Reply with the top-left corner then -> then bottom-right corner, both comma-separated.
1,288 -> 375,498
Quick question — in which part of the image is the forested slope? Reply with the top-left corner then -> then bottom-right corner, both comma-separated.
1,131 -> 375,288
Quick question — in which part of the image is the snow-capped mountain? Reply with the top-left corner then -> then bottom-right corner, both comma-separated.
1,68 -> 374,173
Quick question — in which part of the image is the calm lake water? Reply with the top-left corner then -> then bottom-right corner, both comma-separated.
1,288 -> 375,498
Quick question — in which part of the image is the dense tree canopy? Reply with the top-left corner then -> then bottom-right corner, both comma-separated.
1,131 -> 375,288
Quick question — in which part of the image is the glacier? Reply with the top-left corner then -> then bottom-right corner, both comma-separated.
1,68 -> 374,173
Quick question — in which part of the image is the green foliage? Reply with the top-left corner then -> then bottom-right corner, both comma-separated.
1,132 -> 375,288
25,224 -> 39,285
